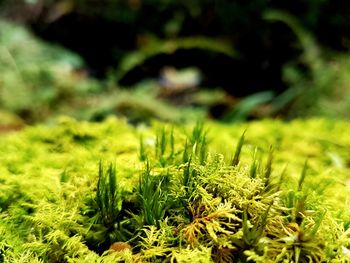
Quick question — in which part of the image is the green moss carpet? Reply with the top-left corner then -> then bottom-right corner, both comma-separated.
0,117 -> 349,262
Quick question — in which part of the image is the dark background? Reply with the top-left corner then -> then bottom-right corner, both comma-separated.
1,0 -> 350,125
2,0 -> 349,96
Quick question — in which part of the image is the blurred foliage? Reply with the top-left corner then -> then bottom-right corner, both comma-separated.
0,20 -> 97,122
116,36 -> 236,83
222,91 -> 275,122
265,10 -> 350,119
0,20 -> 228,125
6,0 -> 346,50
0,1 -> 350,124
3,0 -> 349,92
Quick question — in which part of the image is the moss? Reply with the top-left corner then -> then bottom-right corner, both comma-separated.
0,117 -> 349,262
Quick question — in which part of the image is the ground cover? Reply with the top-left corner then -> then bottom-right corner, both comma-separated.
0,117 -> 349,262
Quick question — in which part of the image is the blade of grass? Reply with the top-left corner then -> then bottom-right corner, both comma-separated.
231,130 -> 246,166
298,159 -> 308,192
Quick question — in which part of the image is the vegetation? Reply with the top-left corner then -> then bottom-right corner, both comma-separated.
1,6 -> 350,124
0,20 -> 227,125
0,2 -> 350,262
0,117 -> 349,262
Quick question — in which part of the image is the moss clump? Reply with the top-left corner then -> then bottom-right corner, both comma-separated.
0,117 -> 349,262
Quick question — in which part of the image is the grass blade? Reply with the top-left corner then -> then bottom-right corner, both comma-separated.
231,130 -> 246,166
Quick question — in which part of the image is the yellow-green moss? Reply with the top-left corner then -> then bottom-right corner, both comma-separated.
0,117 -> 349,262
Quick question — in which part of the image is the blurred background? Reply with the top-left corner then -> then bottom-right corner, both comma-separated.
1,0 -> 350,129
